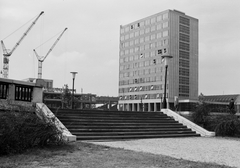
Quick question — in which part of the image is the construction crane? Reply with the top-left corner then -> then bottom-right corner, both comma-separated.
1,11 -> 44,78
33,27 -> 68,79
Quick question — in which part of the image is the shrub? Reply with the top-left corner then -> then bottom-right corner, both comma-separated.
214,115 -> 240,137
0,111 -> 64,155
192,103 -> 210,126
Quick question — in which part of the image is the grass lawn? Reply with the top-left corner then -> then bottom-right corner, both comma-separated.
0,141 -> 233,168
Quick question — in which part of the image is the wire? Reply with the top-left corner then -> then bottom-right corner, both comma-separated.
34,30 -> 64,50
2,13 -> 42,40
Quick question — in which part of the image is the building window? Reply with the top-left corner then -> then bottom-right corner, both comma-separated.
151,25 -> 156,32
125,34 -> 129,40
179,42 -> 190,51
140,29 -> 144,35
179,50 -> 189,59
179,76 -> 189,85
145,19 -> 150,25
163,13 -> 169,20
135,39 -> 139,45
125,26 -> 130,32
157,32 -> 162,39
145,27 -> 150,33
151,17 -> 156,24
130,40 -> 134,46
179,33 -> 190,42
179,25 -> 190,34
120,28 -> 124,34
163,30 -> 169,37
120,36 -> 124,41
157,15 -> 162,22
151,34 -> 156,40
135,31 -> 139,37
140,37 -> 144,43
130,32 -> 134,38
179,59 -> 190,68
179,16 -> 190,26
145,36 -> 150,42
157,23 -> 162,30
145,44 -> 150,50
158,49 -> 162,55
163,39 -> 168,45
163,22 -> 169,28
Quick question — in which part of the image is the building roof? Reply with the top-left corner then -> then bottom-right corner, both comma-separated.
203,94 -> 240,103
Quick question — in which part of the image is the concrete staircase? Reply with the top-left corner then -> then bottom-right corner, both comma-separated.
53,109 -> 200,140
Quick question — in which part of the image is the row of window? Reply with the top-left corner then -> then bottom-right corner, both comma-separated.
119,75 -> 165,85
179,42 -> 190,51
120,13 -> 169,34
179,67 -> 190,76
179,85 -> 189,94
120,39 -> 168,56
120,69 -> 164,79
179,33 -> 190,43
120,59 -> 164,71
120,49 -> 167,63
120,24 -> 169,41
179,25 -> 190,34
119,84 -> 165,93
179,50 -> 190,60
179,59 -> 190,68
121,31 -> 169,48
119,93 -> 164,100
179,16 -> 190,26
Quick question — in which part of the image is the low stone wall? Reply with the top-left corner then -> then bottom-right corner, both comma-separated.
36,103 -> 76,142
162,109 -> 215,137
0,99 -> 35,112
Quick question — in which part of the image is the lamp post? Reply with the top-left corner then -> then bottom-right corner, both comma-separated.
161,55 -> 173,109
70,72 -> 78,109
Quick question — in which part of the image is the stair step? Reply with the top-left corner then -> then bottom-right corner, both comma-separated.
59,119 -> 176,123
77,133 -> 200,140
68,128 -> 192,132
65,125 -> 187,129
71,130 -> 196,136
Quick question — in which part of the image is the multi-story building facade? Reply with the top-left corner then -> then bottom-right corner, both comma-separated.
118,9 -> 198,111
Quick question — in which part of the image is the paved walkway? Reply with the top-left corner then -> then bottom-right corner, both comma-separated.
90,137 -> 240,168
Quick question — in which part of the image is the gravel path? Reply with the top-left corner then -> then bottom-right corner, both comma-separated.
90,137 -> 240,168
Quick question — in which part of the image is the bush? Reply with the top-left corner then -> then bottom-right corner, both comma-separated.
214,115 -> 240,137
0,111 -> 64,155
192,103 -> 210,126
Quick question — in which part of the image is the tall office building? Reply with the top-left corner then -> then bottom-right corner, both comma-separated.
118,9 -> 198,111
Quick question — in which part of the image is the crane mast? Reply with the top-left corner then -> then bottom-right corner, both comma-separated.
1,11 -> 44,78
34,28 -> 68,79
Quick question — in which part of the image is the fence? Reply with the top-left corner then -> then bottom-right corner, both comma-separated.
0,78 -> 43,104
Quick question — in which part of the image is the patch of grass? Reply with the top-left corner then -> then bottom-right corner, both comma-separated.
0,142 -> 233,168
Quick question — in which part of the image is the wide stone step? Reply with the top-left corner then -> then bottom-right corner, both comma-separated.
59,119 -> 176,123
71,130 -> 196,136
57,115 -> 170,119
68,127 -> 192,132
77,133 -> 200,140
65,125 -> 187,129
61,122 -> 182,127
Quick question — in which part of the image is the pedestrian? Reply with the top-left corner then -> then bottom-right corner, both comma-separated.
229,98 -> 236,114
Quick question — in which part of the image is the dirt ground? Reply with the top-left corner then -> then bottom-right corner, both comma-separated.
0,141 -> 234,168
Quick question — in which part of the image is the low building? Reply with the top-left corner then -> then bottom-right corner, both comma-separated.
202,94 -> 240,113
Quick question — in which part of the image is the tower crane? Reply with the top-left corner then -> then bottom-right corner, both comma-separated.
33,28 -> 68,79
1,11 -> 44,78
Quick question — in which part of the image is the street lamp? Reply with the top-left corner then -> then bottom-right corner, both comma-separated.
161,55 -> 173,109
70,72 -> 78,109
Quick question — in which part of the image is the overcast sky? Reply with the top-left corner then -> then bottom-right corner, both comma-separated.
0,0 -> 239,97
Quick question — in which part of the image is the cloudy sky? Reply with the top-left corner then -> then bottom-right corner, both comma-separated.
0,0 -> 239,96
